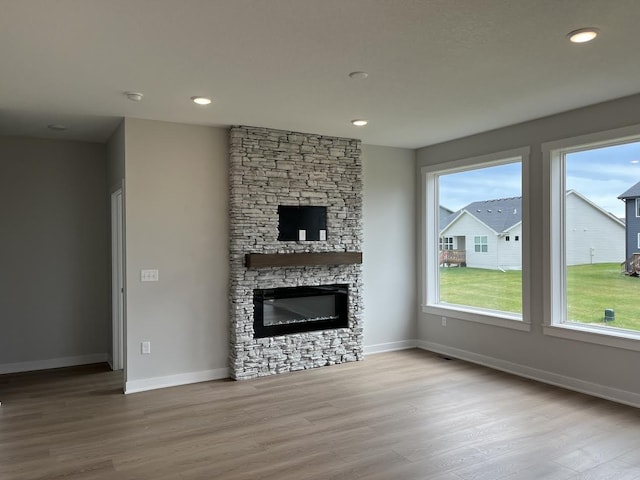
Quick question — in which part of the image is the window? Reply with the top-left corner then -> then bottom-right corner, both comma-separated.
505,235 -> 510,242
515,235 -> 519,241
545,127 -> 640,349
474,236 -> 488,252
636,198 -> 640,217
422,147 -> 529,331
439,236 -> 454,250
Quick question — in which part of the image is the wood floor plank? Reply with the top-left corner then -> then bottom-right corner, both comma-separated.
1,349 -> 639,479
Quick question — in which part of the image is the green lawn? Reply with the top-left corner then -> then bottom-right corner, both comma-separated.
439,263 -> 640,331
439,267 -> 522,314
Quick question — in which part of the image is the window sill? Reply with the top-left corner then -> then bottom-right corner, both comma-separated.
423,304 -> 530,332
543,323 -> 640,352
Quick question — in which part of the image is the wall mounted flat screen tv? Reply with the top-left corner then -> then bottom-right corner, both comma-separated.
278,205 -> 327,241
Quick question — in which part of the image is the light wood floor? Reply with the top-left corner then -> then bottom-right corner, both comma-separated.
1,349 -> 639,480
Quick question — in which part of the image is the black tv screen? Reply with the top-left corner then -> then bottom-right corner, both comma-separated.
278,205 -> 327,241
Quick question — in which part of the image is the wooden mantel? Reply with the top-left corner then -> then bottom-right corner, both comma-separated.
245,252 -> 362,268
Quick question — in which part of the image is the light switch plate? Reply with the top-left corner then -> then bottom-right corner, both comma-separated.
141,269 -> 159,282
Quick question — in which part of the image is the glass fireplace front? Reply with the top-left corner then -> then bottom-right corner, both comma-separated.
253,284 -> 349,338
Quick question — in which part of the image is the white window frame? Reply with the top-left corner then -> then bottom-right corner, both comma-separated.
637,232 -> 640,250
636,198 -> 640,218
474,235 -> 488,252
421,146 -> 530,332
542,124 -> 640,351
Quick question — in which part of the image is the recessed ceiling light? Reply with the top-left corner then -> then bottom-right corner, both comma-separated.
351,119 -> 368,126
125,91 -> 144,102
349,71 -> 369,80
567,28 -> 599,43
191,96 -> 212,105
47,124 -> 67,131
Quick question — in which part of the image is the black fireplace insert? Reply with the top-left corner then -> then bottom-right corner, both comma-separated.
253,284 -> 349,338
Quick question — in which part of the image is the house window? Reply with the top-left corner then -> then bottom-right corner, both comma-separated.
422,147 -> 528,330
544,129 -> 640,347
474,236 -> 488,252
445,237 -> 454,250
440,236 -> 454,250
515,235 -> 520,241
505,235 -> 510,241
636,198 -> 640,218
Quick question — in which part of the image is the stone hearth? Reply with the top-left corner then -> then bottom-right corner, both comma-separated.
229,126 -> 363,380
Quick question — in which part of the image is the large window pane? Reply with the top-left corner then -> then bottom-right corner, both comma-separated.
437,162 -> 522,316
564,141 -> 640,332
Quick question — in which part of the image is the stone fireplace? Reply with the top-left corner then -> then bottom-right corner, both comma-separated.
229,126 -> 363,380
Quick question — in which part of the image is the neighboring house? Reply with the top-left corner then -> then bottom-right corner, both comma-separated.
440,197 -> 522,270
440,191 -> 625,270
565,190 -> 626,266
617,180 -> 640,270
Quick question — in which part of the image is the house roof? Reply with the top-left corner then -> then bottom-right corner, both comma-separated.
439,206 -> 454,230
441,197 -> 521,234
441,190 -> 625,234
2,2 -> 640,146
618,181 -> 640,200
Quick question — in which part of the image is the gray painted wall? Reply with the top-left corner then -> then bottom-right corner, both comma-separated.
417,93 -> 640,398
123,119 -> 230,386
362,145 -> 417,350
0,136 -> 110,368
107,121 -> 125,190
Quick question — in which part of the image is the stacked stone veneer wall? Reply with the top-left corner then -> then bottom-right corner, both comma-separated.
229,126 -> 364,380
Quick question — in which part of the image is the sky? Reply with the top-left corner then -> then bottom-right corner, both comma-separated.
439,141 -> 640,218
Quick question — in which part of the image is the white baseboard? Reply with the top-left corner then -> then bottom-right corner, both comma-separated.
417,340 -> 640,408
364,340 -> 417,355
0,353 -> 109,375
125,367 -> 230,394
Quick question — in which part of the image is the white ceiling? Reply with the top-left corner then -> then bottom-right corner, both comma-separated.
1,0 -> 640,148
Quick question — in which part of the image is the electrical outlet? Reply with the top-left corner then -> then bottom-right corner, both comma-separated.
441,316 -> 447,327
141,269 -> 159,282
141,341 -> 151,354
